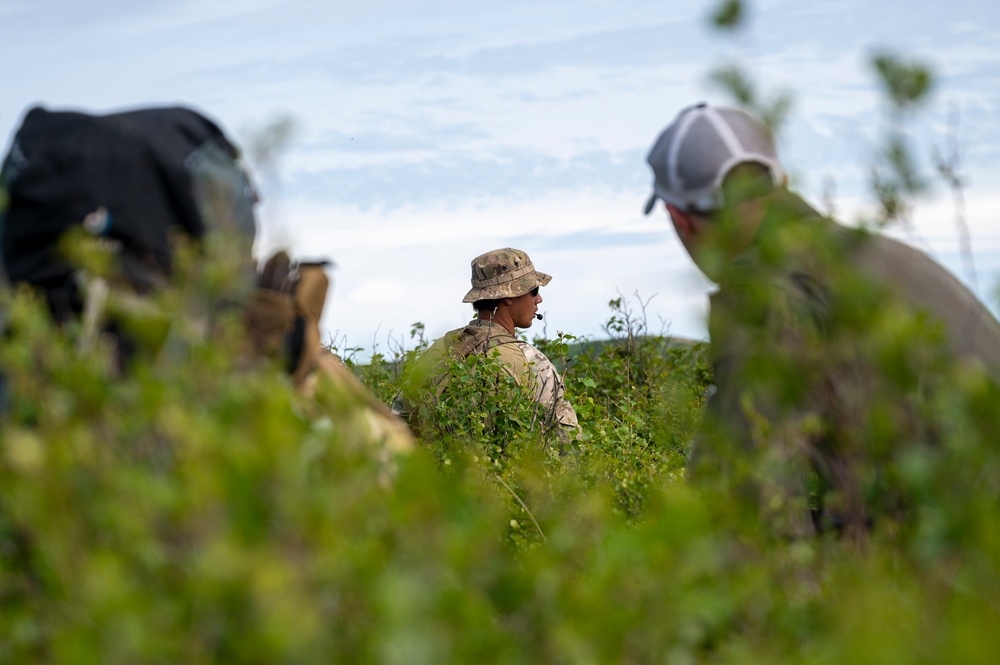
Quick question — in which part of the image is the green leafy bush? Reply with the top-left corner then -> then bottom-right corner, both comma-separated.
1,269 -> 1000,662
3,26 -> 1000,654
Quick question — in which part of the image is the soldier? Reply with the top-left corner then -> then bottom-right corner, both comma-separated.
393,248 -> 579,450
644,102 -> 1000,538
0,104 -> 413,455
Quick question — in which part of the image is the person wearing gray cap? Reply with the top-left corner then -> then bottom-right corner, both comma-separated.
645,102 -> 1000,539
392,248 -> 579,449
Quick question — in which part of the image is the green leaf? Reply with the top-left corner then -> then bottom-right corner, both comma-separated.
710,0 -> 744,30
871,52 -> 935,112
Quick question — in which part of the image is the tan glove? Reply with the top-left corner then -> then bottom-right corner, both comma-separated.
244,251 -> 331,387
289,261 -> 330,386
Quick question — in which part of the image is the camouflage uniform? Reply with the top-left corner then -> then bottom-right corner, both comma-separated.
394,248 -> 579,446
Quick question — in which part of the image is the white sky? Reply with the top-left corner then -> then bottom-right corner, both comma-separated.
2,0 -> 999,359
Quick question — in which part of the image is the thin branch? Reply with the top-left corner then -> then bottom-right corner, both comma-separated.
933,104 -> 978,293
493,474 -> 547,542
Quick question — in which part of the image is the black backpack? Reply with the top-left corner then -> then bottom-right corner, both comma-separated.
0,105 -> 256,318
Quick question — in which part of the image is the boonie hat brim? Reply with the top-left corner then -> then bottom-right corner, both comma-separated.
462,269 -> 551,303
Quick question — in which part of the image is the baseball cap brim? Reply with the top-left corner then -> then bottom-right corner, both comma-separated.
643,191 -> 658,215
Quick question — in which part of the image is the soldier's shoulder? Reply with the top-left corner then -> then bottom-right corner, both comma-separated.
478,341 -> 530,381
490,338 -> 529,357
494,341 -> 559,378
515,342 -> 555,368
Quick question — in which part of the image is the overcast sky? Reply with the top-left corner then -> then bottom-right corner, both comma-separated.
2,0 -> 998,358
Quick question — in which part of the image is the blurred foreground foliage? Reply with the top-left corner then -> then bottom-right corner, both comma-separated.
3,275 -> 998,663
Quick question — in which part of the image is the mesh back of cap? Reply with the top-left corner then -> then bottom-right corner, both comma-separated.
677,114 -> 734,192
646,103 -> 782,213
717,107 -> 774,160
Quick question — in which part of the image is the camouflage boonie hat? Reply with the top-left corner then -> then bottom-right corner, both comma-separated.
462,248 -> 552,303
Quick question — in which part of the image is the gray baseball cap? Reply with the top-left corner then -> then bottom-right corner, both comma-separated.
643,103 -> 784,215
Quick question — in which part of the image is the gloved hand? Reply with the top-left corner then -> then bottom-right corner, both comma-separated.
289,260 -> 330,385
244,251 -> 330,386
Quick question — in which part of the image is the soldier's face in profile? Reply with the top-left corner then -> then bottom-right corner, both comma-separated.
509,286 -> 542,329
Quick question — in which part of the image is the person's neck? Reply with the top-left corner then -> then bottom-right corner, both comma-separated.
476,309 -> 515,335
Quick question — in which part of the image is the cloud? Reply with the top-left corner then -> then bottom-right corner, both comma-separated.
306,123 -> 493,155
283,146 -> 647,211
0,2 -> 27,17
513,228 -> 669,252
3,0 -> 999,361
147,14 -> 707,93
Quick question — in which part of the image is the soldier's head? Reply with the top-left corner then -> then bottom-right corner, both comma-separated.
463,248 -> 550,331
644,103 -> 785,282
0,106 -> 259,368
0,106 -> 258,320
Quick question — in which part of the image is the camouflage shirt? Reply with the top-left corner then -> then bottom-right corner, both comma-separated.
393,318 -> 579,445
